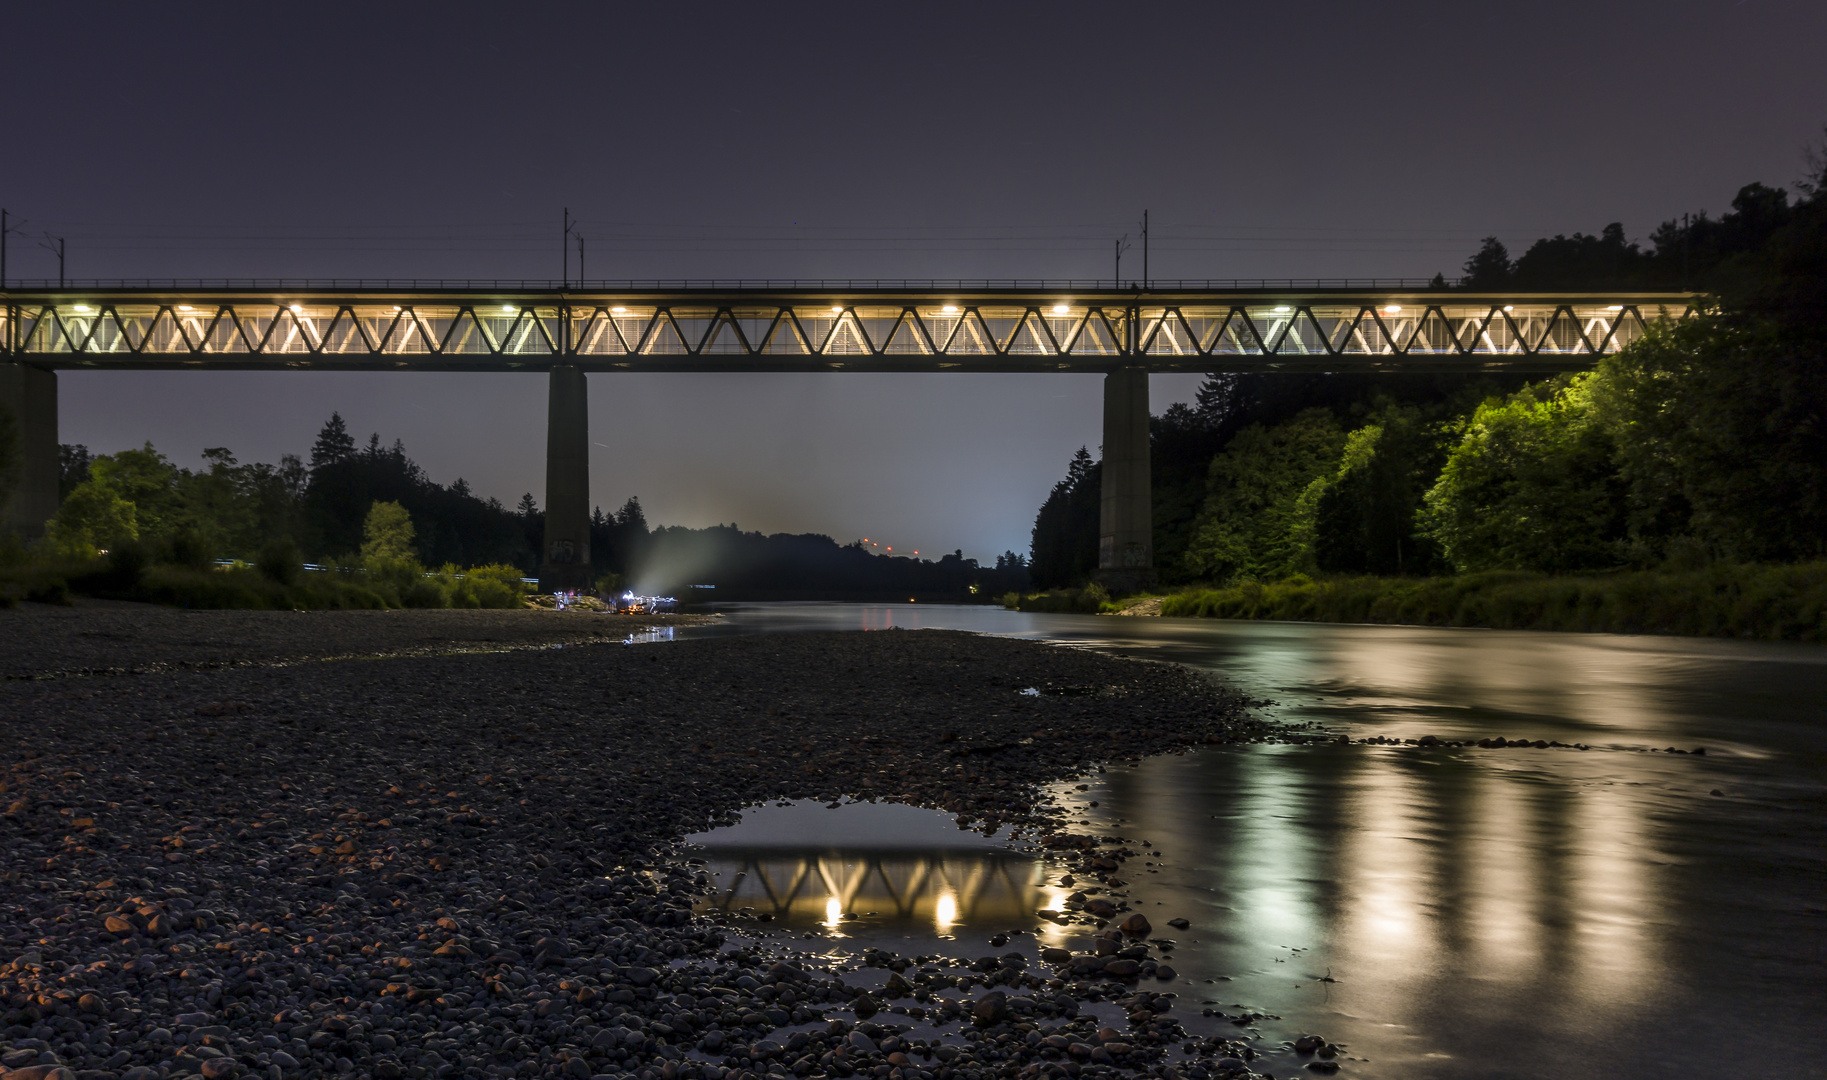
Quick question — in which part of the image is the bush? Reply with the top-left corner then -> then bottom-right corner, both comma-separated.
1156,564 -> 1827,640
256,537 -> 304,585
168,527 -> 217,571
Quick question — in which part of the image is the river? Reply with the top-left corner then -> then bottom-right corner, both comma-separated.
669,603 -> 1827,1080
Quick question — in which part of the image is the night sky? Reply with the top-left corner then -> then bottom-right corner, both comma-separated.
4,1 -> 1822,560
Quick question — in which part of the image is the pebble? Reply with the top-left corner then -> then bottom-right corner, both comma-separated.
2,614 -> 1283,1080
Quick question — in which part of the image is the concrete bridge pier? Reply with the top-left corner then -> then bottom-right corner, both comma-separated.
539,365 -> 593,593
0,362 -> 58,540
1097,365 -> 1155,593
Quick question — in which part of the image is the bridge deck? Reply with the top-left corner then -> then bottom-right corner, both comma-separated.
2,286 -> 1697,373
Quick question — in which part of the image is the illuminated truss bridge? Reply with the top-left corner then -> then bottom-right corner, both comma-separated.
1,283 -> 1697,373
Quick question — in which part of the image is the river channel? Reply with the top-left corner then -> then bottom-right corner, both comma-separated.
667,604 -> 1826,1080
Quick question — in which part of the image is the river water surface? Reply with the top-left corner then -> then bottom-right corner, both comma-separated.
674,604 -> 1825,1080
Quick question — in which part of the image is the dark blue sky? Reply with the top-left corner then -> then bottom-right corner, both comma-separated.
5,0 -> 1822,560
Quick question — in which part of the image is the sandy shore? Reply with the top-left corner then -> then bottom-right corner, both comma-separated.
1,610 -> 1292,1080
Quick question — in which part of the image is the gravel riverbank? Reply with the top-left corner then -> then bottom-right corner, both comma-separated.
2,612 -> 1300,1080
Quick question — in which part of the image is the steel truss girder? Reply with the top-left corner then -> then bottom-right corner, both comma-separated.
1,289 -> 1697,373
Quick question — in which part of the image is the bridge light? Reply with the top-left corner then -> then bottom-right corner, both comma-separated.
1273,305 -> 1291,313
392,305 -> 403,312
1052,304 -> 1070,315
289,304 -> 304,313
1383,304 -> 1402,314
831,306 -> 844,314
611,306 -> 627,314
1606,305 -> 1623,311
942,305 -> 958,313
72,304 -> 91,313
503,305 -> 517,313
1504,305 -> 1515,312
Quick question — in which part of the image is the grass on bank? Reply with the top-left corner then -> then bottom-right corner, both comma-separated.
1005,563 -> 1827,640
0,541 -> 532,611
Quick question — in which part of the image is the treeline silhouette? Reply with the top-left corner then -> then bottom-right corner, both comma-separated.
40,413 -> 1029,602
1031,140 -> 1827,590
630,524 -> 1028,600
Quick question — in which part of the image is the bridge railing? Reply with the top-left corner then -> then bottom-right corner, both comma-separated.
1,276 -> 1447,293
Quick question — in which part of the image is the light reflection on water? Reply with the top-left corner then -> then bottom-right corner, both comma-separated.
672,604 -> 1827,1079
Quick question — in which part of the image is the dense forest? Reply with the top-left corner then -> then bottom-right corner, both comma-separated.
1030,152 -> 1827,592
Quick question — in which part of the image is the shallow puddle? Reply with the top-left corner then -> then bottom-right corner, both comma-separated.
686,800 -> 1072,954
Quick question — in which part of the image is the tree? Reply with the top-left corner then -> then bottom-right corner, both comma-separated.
517,493 -> 539,518
89,444 -> 180,546
1183,409 -> 1345,583
615,497 -> 649,534
1420,377 -> 1627,573
58,444 -> 92,498
1029,446 -> 1101,588
44,481 -> 138,555
1311,405 -> 1448,575
309,412 -> 356,471
1461,237 -> 1512,289
360,500 -> 417,563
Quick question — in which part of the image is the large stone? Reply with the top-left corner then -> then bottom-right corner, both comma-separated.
971,990 -> 1010,1025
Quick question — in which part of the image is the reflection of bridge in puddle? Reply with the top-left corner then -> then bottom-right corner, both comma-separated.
699,848 -> 1063,937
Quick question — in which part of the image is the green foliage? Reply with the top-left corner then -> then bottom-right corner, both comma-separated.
0,402 -> 19,521
1419,378 -> 1626,573
1158,563 -> 1827,641
360,500 -> 417,562
1311,405 -> 1448,576
255,537 -> 304,585
168,527 -> 217,571
43,480 -> 139,556
1183,408 -> 1345,583
1586,315 -> 1827,562
432,562 -> 530,609
90,443 -> 180,544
